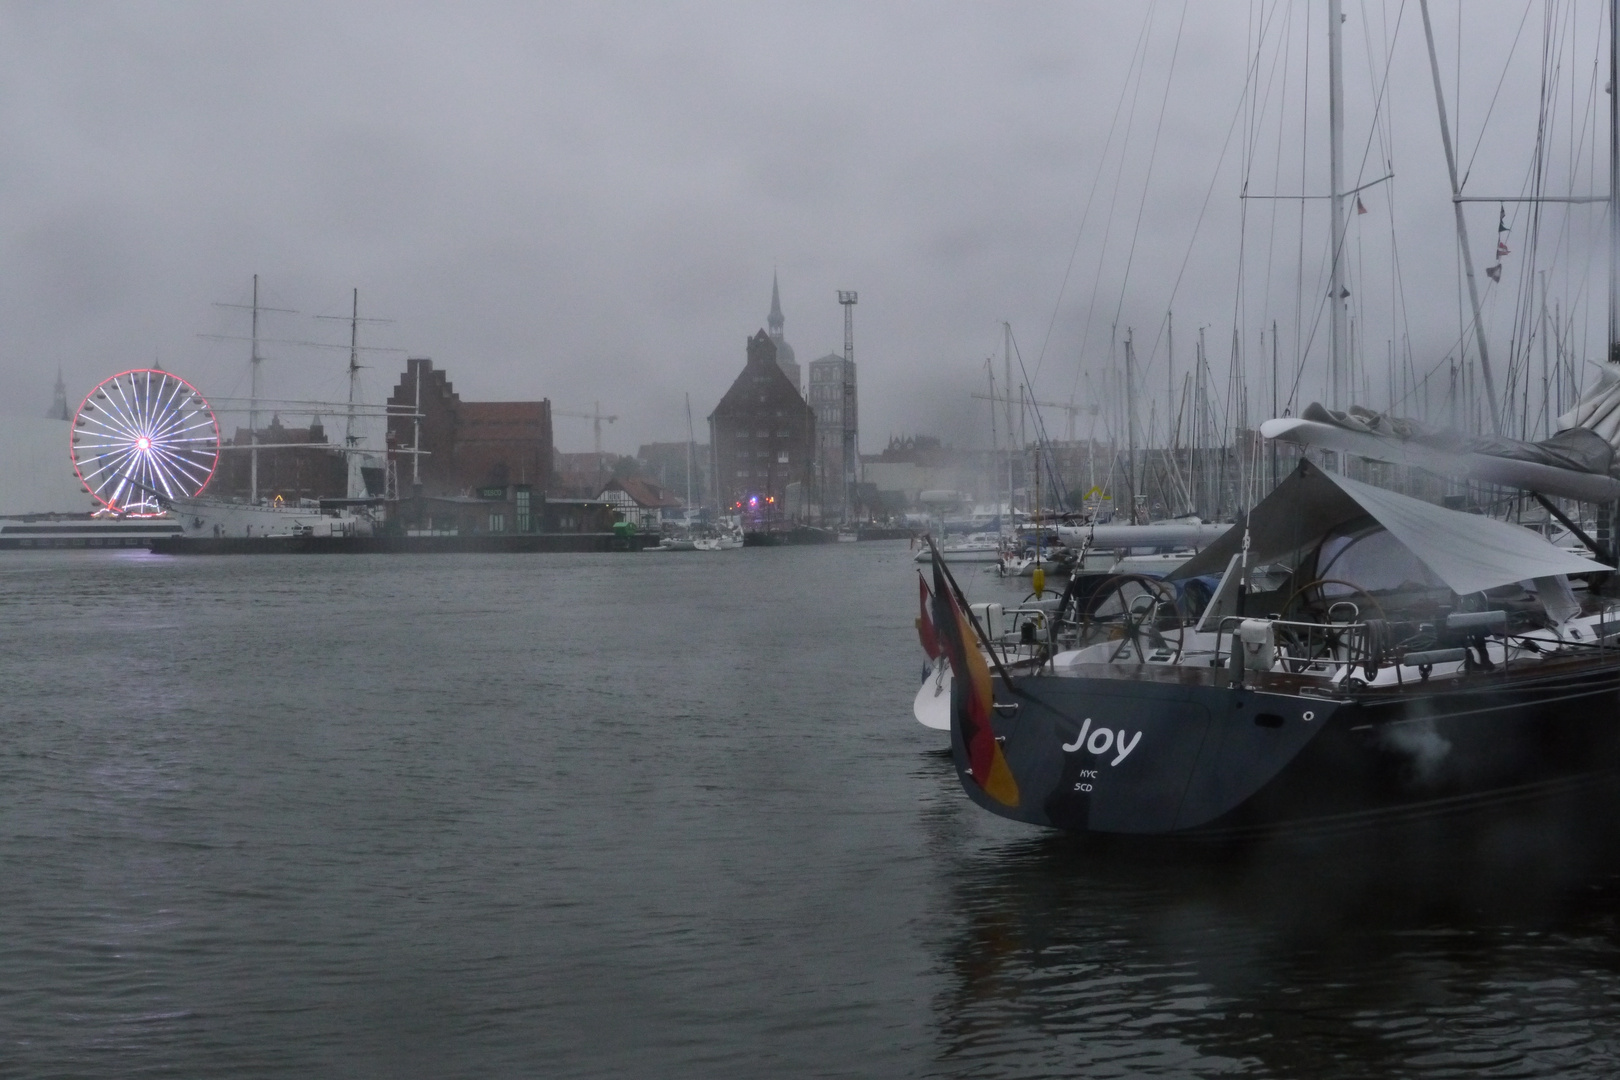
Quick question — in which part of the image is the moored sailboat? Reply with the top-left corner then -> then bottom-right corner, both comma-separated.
922,0 -> 1620,842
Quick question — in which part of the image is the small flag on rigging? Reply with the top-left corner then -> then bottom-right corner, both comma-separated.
1355,196 -> 1368,215
1498,240 -> 1511,258
1498,205 -> 1510,233
1486,263 -> 1503,282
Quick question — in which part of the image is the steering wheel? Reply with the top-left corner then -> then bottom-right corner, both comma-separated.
1281,577 -> 1387,621
1276,577 -> 1388,672
1078,574 -> 1185,664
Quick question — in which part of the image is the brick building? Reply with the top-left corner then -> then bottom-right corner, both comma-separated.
216,416 -> 348,502
708,330 -> 816,517
385,357 -> 553,496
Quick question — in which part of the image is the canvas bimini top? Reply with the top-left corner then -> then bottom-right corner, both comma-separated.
1170,461 -> 1610,598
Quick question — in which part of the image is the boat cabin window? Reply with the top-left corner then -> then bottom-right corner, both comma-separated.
1315,525 -> 1443,596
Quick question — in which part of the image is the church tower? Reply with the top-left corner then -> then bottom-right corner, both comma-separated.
47,369 -> 70,421
766,273 -> 801,393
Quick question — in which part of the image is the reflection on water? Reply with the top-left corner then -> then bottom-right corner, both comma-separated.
927,788 -> 1620,1078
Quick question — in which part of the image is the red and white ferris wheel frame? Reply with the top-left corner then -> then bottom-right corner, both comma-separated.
70,368 -> 220,515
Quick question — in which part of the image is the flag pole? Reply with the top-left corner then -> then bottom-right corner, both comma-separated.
927,535 -> 1020,689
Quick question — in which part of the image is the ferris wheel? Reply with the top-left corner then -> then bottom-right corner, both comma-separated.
70,369 -> 220,515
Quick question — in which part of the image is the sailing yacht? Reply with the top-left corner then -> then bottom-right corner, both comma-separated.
923,0 -> 1620,839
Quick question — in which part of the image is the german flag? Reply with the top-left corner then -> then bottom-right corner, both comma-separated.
931,556 -> 1020,807
915,573 -> 942,660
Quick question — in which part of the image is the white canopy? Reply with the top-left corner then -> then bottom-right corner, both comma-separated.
1171,462 -> 1609,596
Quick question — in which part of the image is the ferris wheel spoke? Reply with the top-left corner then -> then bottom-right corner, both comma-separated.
76,408 -> 138,440
79,445 -> 140,488
150,370 -> 183,417
151,415 -> 216,443
75,416 -> 148,445
107,472 -> 135,508
149,379 -> 191,441
146,445 -> 210,491
110,377 -> 143,433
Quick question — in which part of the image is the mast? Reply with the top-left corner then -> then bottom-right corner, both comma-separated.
1271,319 -> 1280,490
987,360 -> 998,519
346,288 -> 363,499
838,290 -> 859,523
1611,0 -> 1620,364
684,392 -> 695,511
250,274 -> 261,503
1419,0 -> 1503,433
1166,311 -> 1174,459
1003,322 -> 1014,518
213,276 -> 295,503
1196,326 -> 1209,517
1328,0 -> 1348,412
1124,328 -> 1138,511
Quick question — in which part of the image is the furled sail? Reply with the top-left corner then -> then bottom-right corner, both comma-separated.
1260,402 -> 1620,501
1556,365 -> 1620,452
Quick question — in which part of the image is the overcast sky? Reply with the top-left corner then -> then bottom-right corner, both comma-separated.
0,1 -> 1607,454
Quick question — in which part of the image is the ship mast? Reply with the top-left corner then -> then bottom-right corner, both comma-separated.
1610,0 -> 1619,364
346,288 -> 363,499
251,274 -> 261,502
1328,0 -> 1348,413
1418,0 -> 1503,434
684,392 -> 695,512
316,289 -> 390,500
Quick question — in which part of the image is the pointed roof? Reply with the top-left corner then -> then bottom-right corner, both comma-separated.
47,368 -> 70,421
709,330 -> 810,421
601,475 -> 684,509
768,272 -> 784,333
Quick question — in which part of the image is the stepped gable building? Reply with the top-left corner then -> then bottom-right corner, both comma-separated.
709,330 -> 816,513
766,273 -> 800,393
385,357 -> 553,495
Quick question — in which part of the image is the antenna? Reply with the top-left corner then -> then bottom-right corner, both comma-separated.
837,290 -> 858,521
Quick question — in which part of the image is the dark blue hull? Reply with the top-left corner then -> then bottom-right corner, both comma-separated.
957,663 -> 1620,838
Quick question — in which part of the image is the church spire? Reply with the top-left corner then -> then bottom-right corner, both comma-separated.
768,271 -> 784,336
48,368 -> 70,421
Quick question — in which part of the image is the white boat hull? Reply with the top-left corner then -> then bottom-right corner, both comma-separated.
913,657 -> 952,731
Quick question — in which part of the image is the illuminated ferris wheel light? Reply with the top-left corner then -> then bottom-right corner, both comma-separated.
70,369 -> 220,515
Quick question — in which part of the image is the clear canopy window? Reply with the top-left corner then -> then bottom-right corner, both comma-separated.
1316,525 -> 1445,596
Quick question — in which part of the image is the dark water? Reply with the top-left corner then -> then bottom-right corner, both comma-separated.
4,544 -> 1620,1078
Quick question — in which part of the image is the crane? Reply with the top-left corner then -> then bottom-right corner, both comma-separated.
554,402 -> 620,491
971,390 -> 1086,442
554,401 -> 619,458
